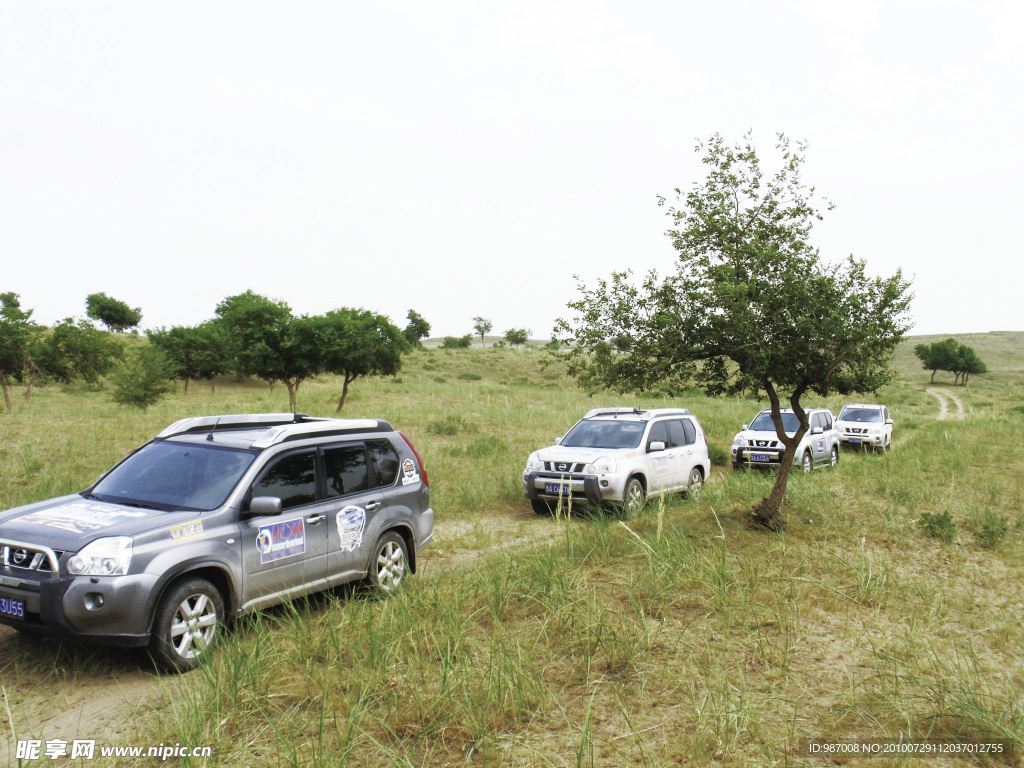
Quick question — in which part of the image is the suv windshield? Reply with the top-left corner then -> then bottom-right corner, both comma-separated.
839,407 -> 883,423
562,420 -> 646,449
89,441 -> 256,511
748,412 -> 802,433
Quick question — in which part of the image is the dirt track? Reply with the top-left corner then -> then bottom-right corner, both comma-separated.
923,386 -> 965,420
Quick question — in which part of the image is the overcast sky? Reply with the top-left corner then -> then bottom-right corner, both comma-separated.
2,1 -> 1020,339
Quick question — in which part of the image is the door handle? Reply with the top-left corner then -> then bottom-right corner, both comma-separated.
366,501 -> 381,512
306,514 -> 326,525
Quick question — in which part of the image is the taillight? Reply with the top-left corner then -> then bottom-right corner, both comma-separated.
399,432 -> 429,487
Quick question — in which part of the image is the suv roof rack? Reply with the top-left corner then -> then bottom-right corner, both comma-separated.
250,419 -> 392,449
157,413 -> 318,438
583,407 -> 692,421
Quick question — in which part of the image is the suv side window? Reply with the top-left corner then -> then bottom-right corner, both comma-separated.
666,420 -> 687,448
366,439 -> 400,487
681,419 -> 697,445
324,444 -> 370,498
647,421 -> 669,448
253,450 -> 317,509
822,412 -> 833,430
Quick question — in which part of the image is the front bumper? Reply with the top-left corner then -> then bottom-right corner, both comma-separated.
0,568 -> 159,647
839,433 -> 884,447
522,471 -> 612,506
732,446 -> 786,468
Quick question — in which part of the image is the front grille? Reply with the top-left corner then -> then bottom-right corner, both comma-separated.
845,428 -> 868,434
748,439 -> 780,448
544,461 -> 586,473
1,544 -> 62,575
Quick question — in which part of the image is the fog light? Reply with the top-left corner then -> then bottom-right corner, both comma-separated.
84,592 -> 105,611
600,480 -> 609,487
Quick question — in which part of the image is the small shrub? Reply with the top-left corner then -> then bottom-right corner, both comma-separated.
433,376 -> 447,384
110,346 -> 172,410
465,435 -> 507,458
918,511 -> 957,543
458,372 -> 482,381
422,364 -> 436,371
974,509 -> 1009,549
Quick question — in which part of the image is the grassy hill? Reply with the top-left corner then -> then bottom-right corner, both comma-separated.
1,340 -> 1022,766
893,331 -> 1024,383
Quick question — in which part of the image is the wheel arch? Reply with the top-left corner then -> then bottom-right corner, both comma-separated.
380,523 -> 417,574
147,564 -> 237,633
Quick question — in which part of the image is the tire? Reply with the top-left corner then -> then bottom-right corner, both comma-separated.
829,444 -> 839,466
802,450 -> 813,473
685,467 -> 704,500
621,477 -> 646,517
148,577 -> 223,673
531,499 -> 554,516
366,531 -> 409,595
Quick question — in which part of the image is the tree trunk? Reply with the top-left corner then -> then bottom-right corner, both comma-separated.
285,380 -> 297,412
1,377 -> 12,412
930,369 -> 936,383
184,377 -> 190,394
750,381 -> 809,530
335,375 -> 354,413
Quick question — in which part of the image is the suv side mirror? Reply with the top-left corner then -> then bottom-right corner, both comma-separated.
248,496 -> 283,517
812,426 -> 823,435
554,437 -> 563,445
885,418 -> 894,425
741,424 -> 748,431
647,441 -> 666,452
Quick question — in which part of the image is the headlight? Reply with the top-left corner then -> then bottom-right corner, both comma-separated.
525,453 -> 543,472
67,537 -> 133,576
586,456 -> 615,474
731,433 -> 745,447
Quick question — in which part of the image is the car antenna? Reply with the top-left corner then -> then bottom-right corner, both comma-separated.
206,417 -> 221,441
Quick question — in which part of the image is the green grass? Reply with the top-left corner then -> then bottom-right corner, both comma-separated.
2,343 -> 1023,766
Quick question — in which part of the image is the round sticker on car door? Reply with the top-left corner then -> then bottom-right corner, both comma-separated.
337,505 -> 366,552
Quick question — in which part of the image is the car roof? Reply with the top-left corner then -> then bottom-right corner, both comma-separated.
583,407 -> 692,421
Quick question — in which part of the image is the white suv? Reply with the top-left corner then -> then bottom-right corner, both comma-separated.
731,408 -> 840,472
522,407 -> 711,515
836,403 -> 893,451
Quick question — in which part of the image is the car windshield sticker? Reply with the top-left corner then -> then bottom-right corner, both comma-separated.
18,502 -> 149,535
401,458 -> 420,486
256,518 -> 305,564
336,505 -> 366,552
171,520 -> 204,541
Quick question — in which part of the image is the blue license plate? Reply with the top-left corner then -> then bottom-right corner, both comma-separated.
545,483 -> 570,495
751,453 -> 771,462
0,596 -> 25,620
848,438 -> 861,444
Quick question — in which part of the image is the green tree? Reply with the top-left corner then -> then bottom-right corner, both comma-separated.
951,343 -> 986,385
24,318 -> 123,400
403,310 -> 431,347
0,293 -> 34,411
111,345 -> 173,409
503,328 -> 531,348
214,290 -> 293,387
556,133 -> 912,529
315,309 -> 410,412
472,317 -> 492,347
913,338 -> 958,383
148,323 -> 227,393
85,292 -> 143,332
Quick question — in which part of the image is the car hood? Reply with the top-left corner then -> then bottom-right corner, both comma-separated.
836,420 -> 881,429
734,429 -> 795,443
0,494 -> 184,550
534,446 -> 640,464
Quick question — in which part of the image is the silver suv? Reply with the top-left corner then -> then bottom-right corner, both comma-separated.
836,403 -> 893,450
522,407 -> 711,515
731,408 -> 840,472
0,414 -> 433,671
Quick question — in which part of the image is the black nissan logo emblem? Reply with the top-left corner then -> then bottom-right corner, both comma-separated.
12,549 -> 28,565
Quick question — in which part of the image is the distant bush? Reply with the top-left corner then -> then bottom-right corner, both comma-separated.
918,511 -> 956,543
440,335 -> 472,349
111,346 -> 172,410
457,372 -> 482,381
422,364 -> 436,371
433,376 -> 447,384
707,444 -> 730,466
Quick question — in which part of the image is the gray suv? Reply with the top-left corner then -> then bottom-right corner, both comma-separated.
0,414 -> 433,671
